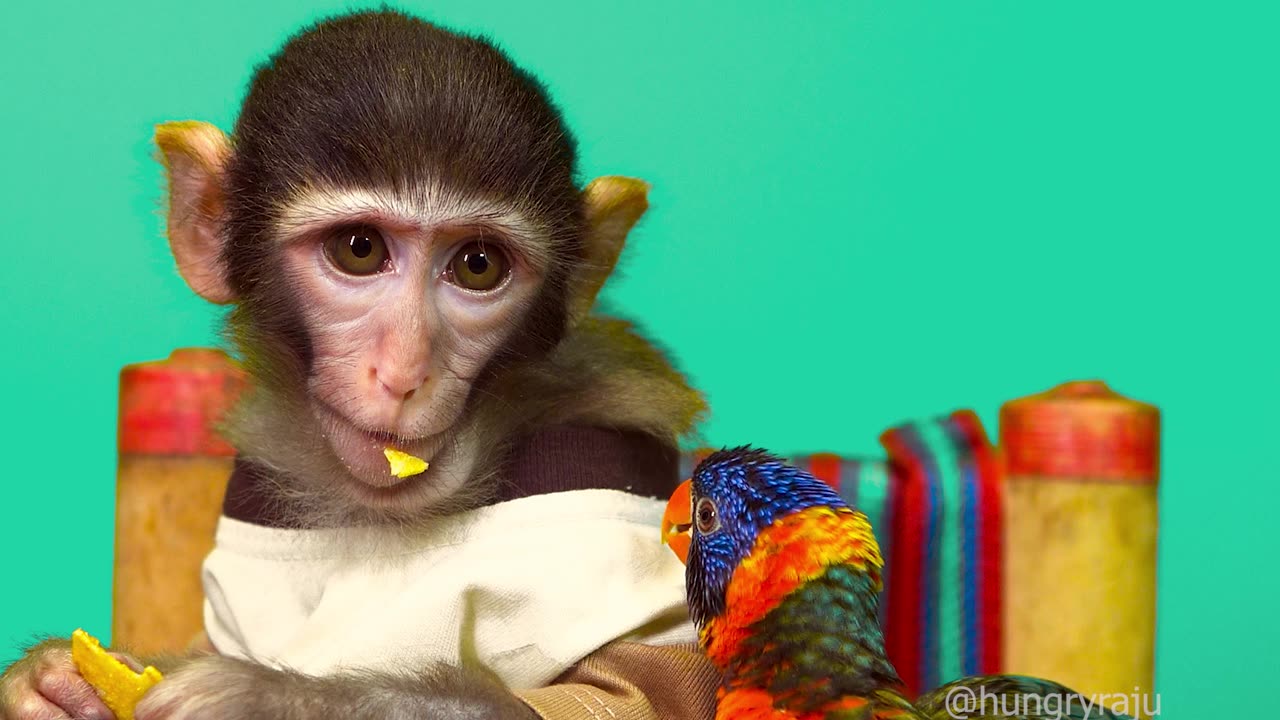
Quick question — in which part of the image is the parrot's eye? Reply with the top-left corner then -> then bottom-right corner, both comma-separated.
695,498 -> 720,535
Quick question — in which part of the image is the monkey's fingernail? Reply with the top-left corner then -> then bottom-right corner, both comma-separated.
383,448 -> 428,478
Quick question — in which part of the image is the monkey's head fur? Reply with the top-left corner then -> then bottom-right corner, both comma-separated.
156,10 -> 705,526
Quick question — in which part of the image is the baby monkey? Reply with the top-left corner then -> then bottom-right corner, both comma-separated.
2,9 -> 714,720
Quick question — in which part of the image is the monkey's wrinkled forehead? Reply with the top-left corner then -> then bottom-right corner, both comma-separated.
226,10 -> 580,229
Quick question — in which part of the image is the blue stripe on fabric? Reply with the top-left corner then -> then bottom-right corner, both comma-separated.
918,419 -> 968,690
840,458 -> 860,509
898,424 -> 941,692
937,418 -> 983,677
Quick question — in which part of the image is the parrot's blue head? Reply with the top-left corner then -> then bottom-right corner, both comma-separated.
661,446 -> 847,628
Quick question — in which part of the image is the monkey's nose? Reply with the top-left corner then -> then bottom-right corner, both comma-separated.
373,368 -> 428,401
383,382 -> 416,401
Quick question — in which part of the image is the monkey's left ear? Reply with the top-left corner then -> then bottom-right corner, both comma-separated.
569,176 -> 651,326
154,121 -> 236,305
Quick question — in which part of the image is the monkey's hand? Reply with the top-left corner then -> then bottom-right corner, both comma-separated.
135,655 -> 539,720
1,638 -> 124,720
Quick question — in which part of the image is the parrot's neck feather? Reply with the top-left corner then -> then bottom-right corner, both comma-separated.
700,506 -> 884,669
701,506 -> 904,717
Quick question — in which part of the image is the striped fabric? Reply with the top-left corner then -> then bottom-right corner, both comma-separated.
679,409 -> 1003,697
880,410 -> 1003,696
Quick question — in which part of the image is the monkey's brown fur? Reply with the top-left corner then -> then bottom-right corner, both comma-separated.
2,9 -> 708,720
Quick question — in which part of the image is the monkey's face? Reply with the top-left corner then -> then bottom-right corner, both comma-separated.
157,12 -> 593,518
277,186 -> 550,495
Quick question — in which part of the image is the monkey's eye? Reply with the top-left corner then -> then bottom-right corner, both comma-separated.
695,498 -> 720,535
325,227 -> 389,276
448,241 -> 509,291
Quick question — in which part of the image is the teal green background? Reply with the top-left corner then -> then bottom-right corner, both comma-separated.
1,2 -> 1274,716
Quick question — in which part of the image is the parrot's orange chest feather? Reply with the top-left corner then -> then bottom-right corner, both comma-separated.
700,506 -> 884,670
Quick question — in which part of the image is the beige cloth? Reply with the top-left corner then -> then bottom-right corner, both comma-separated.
202,489 -> 697,690
520,641 -> 719,720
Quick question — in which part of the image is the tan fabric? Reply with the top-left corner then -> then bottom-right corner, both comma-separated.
518,641 -> 719,720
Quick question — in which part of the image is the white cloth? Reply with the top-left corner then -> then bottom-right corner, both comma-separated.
202,489 -> 697,689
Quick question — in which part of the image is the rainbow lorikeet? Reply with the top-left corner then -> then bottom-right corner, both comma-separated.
661,447 -> 1133,720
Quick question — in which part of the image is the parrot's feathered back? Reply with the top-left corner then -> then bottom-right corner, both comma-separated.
670,447 -> 1134,720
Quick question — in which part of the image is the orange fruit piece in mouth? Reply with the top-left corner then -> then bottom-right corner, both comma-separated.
383,448 -> 429,478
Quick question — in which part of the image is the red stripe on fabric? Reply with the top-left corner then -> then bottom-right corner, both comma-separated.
951,410 -> 1004,673
881,429 -> 924,696
981,444 -> 1004,673
809,453 -> 842,491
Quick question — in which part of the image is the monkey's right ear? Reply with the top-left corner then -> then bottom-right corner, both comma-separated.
154,121 -> 236,305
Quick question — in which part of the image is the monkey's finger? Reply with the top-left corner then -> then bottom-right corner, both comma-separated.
34,670 -> 113,720
107,654 -> 144,675
9,690 -> 74,720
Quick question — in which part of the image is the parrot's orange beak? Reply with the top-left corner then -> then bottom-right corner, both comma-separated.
661,479 -> 693,565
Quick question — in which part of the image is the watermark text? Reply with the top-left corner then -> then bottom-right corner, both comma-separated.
944,684 -> 1160,718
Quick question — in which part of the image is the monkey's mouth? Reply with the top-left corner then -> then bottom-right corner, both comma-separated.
356,427 -> 418,446
313,401 -> 448,491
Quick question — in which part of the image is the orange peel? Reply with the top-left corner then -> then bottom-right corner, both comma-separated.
71,629 -> 162,720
